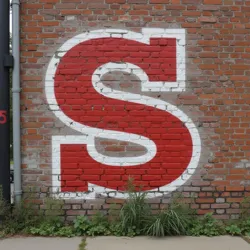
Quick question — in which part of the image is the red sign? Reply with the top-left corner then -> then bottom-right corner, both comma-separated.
45,29 -> 201,198
0,110 -> 7,124
54,37 -> 192,193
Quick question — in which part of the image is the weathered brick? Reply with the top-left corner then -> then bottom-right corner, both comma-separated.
20,0 -> 250,221
199,17 -> 217,23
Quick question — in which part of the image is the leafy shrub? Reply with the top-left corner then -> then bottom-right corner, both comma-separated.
87,224 -> 109,236
54,226 -> 75,237
1,201 -> 43,235
73,212 -> 111,236
29,217 -> 67,237
239,219 -> 250,236
189,213 -> 226,237
112,222 -> 139,237
0,193 -> 68,237
226,224 -> 242,236
109,222 -> 126,236
86,212 -> 111,236
73,216 -> 90,236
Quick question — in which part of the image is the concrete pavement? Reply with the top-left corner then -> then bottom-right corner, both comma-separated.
87,236 -> 250,250
0,236 -> 249,250
0,237 -> 82,250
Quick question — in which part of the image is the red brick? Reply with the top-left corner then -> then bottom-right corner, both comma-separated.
204,0 -> 222,4
150,0 -> 169,2
226,186 -> 245,192
196,198 -> 215,203
106,0 -> 126,2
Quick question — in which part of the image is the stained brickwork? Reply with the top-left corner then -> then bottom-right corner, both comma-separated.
20,0 -> 250,220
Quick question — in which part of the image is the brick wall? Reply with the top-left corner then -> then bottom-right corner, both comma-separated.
20,0 -> 250,220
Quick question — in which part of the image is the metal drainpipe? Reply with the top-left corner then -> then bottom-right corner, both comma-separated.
0,0 -> 11,203
12,0 -> 22,204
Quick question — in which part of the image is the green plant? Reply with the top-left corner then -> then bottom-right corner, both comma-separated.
0,196 -> 11,218
87,224 -> 110,236
73,216 -> 90,236
108,203 -> 120,221
86,212 -> 111,236
119,190 -> 150,235
119,194 -> 149,235
239,197 -> 250,220
189,213 -> 225,237
109,222 -> 125,236
0,191 -> 69,237
144,212 -> 165,237
43,197 -> 64,216
90,211 -> 109,226
54,226 -> 75,237
78,238 -> 87,250
29,217 -> 65,236
170,193 -> 196,217
145,208 -> 189,237
109,221 -> 137,237
5,178 -> 250,239
226,224 -> 242,236
239,219 -> 250,235
3,201 -> 43,235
